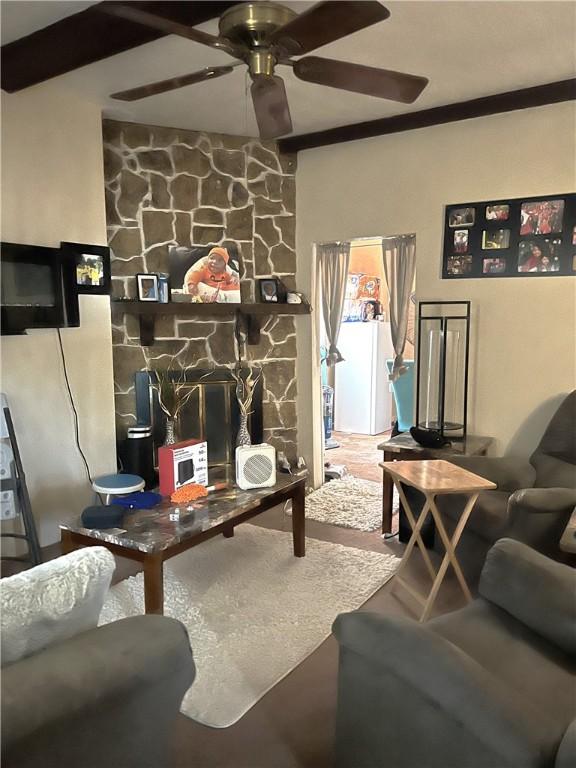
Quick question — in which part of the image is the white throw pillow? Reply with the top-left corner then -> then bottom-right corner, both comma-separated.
1,546 -> 115,666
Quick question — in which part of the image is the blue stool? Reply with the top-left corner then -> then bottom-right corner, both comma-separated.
92,474 -> 145,505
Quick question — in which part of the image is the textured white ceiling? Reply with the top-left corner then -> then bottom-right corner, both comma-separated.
0,1 -> 98,44
2,1 -> 575,138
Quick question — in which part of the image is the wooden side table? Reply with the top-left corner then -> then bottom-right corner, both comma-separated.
381,459 -> 496,622
378,434 -> 494,534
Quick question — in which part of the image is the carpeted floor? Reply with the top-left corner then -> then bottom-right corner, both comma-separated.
100,524 -> 400,728
285,475 -> 399,534
32,504 -> 466,768
303,476 -> 383,531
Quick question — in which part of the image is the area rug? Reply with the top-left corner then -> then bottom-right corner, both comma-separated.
293,476 -> 399,532
99,524 -> 400,728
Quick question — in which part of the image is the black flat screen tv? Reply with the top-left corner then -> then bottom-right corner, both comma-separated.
1,242 -> 80,334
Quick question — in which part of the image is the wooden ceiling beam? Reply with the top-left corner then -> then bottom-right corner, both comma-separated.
278,79 -> 576,154
1,1 -> 238,93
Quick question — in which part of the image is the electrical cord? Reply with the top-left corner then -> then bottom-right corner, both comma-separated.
56,328 -> 94,485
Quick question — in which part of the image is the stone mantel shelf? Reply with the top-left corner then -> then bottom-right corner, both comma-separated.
111,299 -> 311,347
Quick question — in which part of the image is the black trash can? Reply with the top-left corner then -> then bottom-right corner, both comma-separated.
121,426 -> 156,490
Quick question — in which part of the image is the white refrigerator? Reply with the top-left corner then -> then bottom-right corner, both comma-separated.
334,321 -> 394,435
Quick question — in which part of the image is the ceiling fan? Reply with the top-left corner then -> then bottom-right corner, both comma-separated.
101,1 -> 429,139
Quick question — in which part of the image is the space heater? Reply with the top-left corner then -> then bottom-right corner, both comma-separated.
235,444 -> 276,490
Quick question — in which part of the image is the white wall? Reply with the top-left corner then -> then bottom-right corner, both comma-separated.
1,85 -> 117,546
296,102 -> 576,483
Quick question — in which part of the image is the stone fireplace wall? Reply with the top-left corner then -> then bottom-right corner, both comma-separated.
103,119 -> 299,460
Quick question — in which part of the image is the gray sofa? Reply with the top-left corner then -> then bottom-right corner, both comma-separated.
333,538 -> 576,768
406,390 -> 576,581
2,615 -> 194,768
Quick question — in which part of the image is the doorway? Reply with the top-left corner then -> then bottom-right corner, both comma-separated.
317,236 -> 416,485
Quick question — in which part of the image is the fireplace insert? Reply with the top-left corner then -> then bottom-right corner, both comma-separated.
135,368 -> 263,468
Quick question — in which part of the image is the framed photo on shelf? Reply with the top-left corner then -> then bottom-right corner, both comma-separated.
168,243 -> 242,303
60,242 -> 111,295
137,273 -> 159,302
257,278 -> 287,303
361,300 -> 381,321
442,193 -> 576,279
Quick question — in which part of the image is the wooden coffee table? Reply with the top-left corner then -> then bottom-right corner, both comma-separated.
378,433 -> 494,534
60,474 -> 306,615
380,459 -> 496,622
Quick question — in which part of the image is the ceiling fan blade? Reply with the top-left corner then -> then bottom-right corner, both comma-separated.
251,75 -> 293,140
293,56 -> 429,104
99,2 -> 242,57
110,65 -> 235,102
271,1 -> 390,56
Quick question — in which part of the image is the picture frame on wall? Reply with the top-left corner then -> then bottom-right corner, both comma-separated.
442,193 -> 576,279
448,208 -> 475,227
453,230 -> 469,253
517,239 -> 561,273
137,273 -> 159,302
61,242 -> 111,295
446,254 -> 472,276
483,257 -> 507,274
485,204 -> 509,221
482,229 -> 510,250
519,199 -> 564,236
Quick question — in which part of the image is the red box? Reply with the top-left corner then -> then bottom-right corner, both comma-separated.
158,439 -> 208,497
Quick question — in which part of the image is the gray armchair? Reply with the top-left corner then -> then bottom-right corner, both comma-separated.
2,615 -> 194,768
333,538 -> 576,768
405,390 -> 576,581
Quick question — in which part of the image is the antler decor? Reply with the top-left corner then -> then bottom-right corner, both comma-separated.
153,362 -> 197,422
230,347 -> 265,448
145,350 -> 209,445
231,362 -> 263,414
231,316 -> 273,447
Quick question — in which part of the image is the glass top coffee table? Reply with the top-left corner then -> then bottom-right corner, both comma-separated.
60,473 -> 306,614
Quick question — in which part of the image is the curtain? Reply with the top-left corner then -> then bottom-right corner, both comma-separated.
382,235 -> 416,381
317,241 -> 351,365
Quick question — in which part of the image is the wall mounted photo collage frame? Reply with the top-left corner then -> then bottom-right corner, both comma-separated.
442,193 -> 576,279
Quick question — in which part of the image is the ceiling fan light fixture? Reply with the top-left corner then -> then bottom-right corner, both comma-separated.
248,49 -> 277,78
